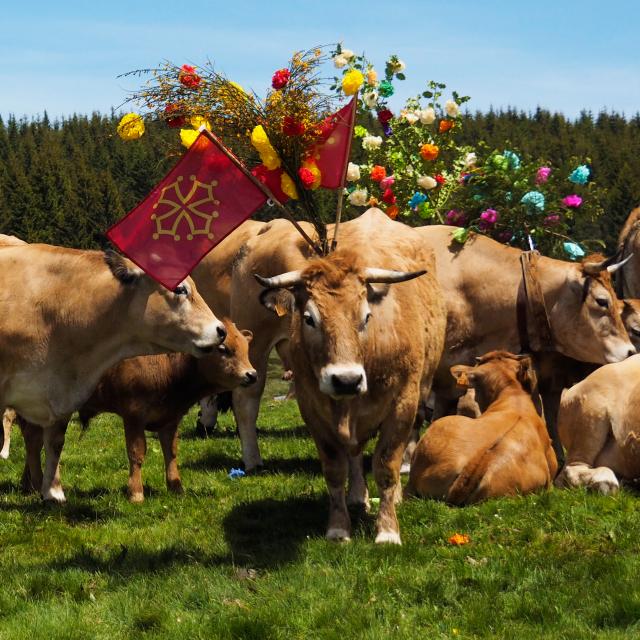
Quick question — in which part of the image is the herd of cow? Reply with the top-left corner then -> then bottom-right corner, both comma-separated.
2,206 -> 640,545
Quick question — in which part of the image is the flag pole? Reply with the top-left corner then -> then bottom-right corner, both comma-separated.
330,95 -> 358,252
199,127 -> 322,256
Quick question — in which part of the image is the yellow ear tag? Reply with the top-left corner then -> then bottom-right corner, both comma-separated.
275,302 -> 288,317
455,372 -> 469,388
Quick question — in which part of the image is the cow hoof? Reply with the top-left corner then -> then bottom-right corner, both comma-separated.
194,420 -> 211,439
0,449 -> 9,460
167,482 -> 184,495
244,463 -> 265,476
591,469 -> 620,495
375,530 -> 402,545
326,528 -> 351,542
128,492 -> 145,504
400,462 -> 411,475
42,487 -> 66,504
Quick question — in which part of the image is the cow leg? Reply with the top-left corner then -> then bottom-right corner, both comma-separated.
19,420 -> 44,494
555,463 -> 619,495
196,395 -> 218,438
540,388 -> 565,468
158,423 -> 183,495
124,422 -> 147,503
347,452 -> 369,510
315,439 -> 351,541
1,408 -> 16,459
41,420 -> 69,503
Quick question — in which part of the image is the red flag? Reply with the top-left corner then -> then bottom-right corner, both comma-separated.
313,97 -> 357,189
107,132 -> 267,290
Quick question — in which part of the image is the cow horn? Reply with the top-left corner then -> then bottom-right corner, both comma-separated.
607,253 -> 633,274
254,271 -> 303,289
363,268 -> 427,284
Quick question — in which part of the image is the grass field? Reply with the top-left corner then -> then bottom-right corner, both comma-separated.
1,358 -> 640,639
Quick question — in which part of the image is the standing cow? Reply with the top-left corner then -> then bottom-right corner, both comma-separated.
255,218 -> 447,544
0,244 -> 225,501
615,206 -> 640,298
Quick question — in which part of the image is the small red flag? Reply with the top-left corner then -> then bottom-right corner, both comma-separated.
107,132 -> 267,289
313,98 -> 357,189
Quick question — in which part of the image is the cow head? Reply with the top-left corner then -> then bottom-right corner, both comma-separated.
450,351 -> 536,412
255,250 -> 426,399
551,254 -> 635,364
105,251 -> 226,357
198,319 -> 257,389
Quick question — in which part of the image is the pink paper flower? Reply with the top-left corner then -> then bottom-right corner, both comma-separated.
380,175 -> 395,190
544,214 -> 561,227
562,194 -> 582,208
536,166 -> 551,184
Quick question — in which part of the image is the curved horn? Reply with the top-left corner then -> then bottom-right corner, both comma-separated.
254,271 -> 303,289
582,258 -> 609,275
607,253 -> 634,274
363,268 -> 427,284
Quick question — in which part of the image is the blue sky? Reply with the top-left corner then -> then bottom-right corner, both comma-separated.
1,0 -> 639,120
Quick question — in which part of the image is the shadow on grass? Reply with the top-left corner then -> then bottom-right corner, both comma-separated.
181,424 -> 310,441
182,451 -> 322,476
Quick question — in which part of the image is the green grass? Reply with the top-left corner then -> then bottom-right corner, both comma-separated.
1,359 -> 640,639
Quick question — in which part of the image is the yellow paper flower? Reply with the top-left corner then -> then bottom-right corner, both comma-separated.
189,115 -> 211,130
229,81 -> 245,93
281,172 -> 298,199
117,113 -> 145,141
180,128 -> 199,149
251,125 -> 281,170
342,69 -> 364,96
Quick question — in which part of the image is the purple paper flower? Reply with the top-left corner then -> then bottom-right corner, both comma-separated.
497,230 -> 514,243
536,166 -> 551,184
446,209 -> 467,227
562,194 -> 582,208
480,208 -> 499,226
543,214 -> 560,227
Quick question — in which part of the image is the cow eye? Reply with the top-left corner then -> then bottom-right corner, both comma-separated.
631,327 -> 640,337
595,297 -> 609,308
363,312 -> 372,327
303,312 -> 316,328
218,344 -> 231,355
174,284 -> 188,296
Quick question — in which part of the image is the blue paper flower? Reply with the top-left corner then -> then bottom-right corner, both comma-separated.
520,191 -> 545,212
563,241 -> 585,261
228,468 -> 246,479
408,192 -> 428,209
568,164 -> 590,185
503,150 -> 521,170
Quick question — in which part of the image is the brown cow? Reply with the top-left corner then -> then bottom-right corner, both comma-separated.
0,244 -> 225,501
406,351 -> 557,504
19,319 -> 256,502
616,206 -> 640,298
256,216 -> 446,544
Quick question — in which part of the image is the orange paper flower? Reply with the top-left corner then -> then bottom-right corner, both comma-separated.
439,119 -> 454,133
420,143 -> 440,161
386,205 -> 399,220
370,165 -> 387,182
448,533 -> 471,546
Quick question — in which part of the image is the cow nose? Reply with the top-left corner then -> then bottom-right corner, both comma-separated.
217,325 -> 227,342
628,347 -> 637,358
331,372 -> 363,396
244,370 -> 258,385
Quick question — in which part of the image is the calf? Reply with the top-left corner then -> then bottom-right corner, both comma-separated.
21,320 -> 255,502
406,351 -> 557,504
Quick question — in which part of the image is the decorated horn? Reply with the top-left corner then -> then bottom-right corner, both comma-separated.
363,268 -> 427,284
254,271 -> 303,289
607,253 -> 633,274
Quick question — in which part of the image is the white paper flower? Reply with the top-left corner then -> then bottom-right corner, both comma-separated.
402,110 -> 419,125
418,107 -> 436,125
417,175 -> 438,190
333,55 -> 348,69
363,91 -> 379,108
464,152 -> 477,168
391,59 -> 406,72
445,100 -> 460,117
348,188 -> 369,206
362,135 -> 383,150
341,49 -> 355,60
346,162 -> 361,182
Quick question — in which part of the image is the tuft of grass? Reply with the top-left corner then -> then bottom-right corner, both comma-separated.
1,356 -> 639,638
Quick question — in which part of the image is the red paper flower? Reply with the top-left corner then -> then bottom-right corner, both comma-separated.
370,165 -> 387,182
272,68 -> 291,90
178,64 -> 201,89
282,116 -> 306,137
298,167 -> 316,188
377,109 -> 393,125
382,188 -> 396,204
163,103 -> 186,128
435,174 -> 446,185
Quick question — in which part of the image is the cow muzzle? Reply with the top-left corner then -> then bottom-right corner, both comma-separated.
319,364 -> 368,398
604,338 -> 637,363
192,321 -> 227,355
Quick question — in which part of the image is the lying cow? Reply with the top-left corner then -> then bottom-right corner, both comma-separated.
0,244 -> 225,501
556,353 -> 640,494
19,320 -> 256,502
256,217 -> 447,544
406,351 -> 557,504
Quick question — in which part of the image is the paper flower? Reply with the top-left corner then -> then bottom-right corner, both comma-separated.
435,174 -> 446,185
271,68 -> 291,90
281,172 -> 298,200
342,69 -> 364,96
282,116 -> 305,136
563,241 -> 585,260
366,69 -> 378,85
390,59 -> 406,73
377,109 -> 393,125
386,205 -> 399,220
117,113 -> 145,141
298,166 -> 317,189
362,135 -> 383,150
163,104 -> 185,129
251,125 -> 281,170
346,162 -> 361,182
543,214 -> 561,227
417,175 -> 438,190
445,100 -> 460,117
451,227 -> 470,244
382,188 -> 396,204
420,143 -> 440,161
402,110 -> 420,125
382,123 -> 393,137
569,165 -> 590,185
419,107 -> 436,125
333,54 -> 348,68
536,166 -> 551,184
521,191 -> 545,212
363,91 -> 379,108
189,115 -> 210,130
503,150 -> 521,170
348,188 -> 369,206
492,155 -> 509,171
179,128 -> 198,148
479,208 -> 499,229
370,165 -> 387,182
228,468 -> 246,479
409,192 -> 428,209
380,175 -> 395,190
379,80 -> 394,97
178,64 -> 201,89
341,49 -> 355,60
439,120 -> 454,133
448,533 -> 471,545
562,194 -> 583,208
464,152 -> 477,168
446,209 -> 467,227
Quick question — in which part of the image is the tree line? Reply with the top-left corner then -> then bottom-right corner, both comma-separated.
0,109 -> 638,252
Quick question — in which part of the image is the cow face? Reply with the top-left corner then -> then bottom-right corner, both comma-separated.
105,251 -> 226,357
199,320 -> 257,389
621,299 -> 640,351
256,250 -> 426,399
551,257 -> 635,364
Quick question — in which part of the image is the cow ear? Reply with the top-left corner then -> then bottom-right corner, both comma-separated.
259,288 -> 295,317
366,283 -> 391,305
105,250 -> 143,284
516,356 -> 537,393
450,364 -> 474,389
241,329 -> 254,343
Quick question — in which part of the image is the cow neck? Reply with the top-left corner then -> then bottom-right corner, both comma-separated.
616,221 -> 640,298
517,251 -> 555,353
